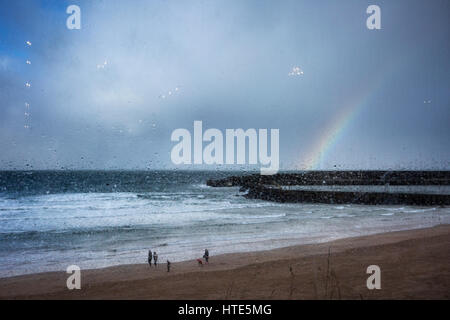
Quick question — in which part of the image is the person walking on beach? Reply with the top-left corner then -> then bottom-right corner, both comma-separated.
148,250 -> 152,268
153,251 -> 158,267
167,260 -> 171,272
203,249 -> 209,263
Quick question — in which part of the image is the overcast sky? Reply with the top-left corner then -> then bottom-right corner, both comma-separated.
0,0 -> 449,170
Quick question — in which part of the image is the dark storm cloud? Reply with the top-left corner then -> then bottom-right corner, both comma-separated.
0,0 -> 449,170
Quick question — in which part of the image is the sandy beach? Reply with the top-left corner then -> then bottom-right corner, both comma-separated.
1,225 -> 449,300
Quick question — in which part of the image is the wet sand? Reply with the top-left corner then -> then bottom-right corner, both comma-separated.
1,225 -> 449,299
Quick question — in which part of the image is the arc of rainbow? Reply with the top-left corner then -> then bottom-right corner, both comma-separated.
301,72 -> 389,171
296,50 -> 412,171
302,99 -> 360,170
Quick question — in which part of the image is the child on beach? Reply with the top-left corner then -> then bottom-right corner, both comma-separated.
167,260 -> 171,272
203,249 -> 209,263
153,251 -> 158,267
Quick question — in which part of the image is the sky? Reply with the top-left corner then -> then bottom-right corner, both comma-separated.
0,0 -> 449,171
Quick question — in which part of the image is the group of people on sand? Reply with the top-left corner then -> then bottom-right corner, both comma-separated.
148,250 -> 167,270
147,248 -> 209,272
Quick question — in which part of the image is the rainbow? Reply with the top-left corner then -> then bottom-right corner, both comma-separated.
300,69 -> 392,170
302,92 -> 366,170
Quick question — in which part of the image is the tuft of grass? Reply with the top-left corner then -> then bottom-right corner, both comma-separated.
289,266 -> 296,299
224,281 -> 234,300
311,246 -> 343,300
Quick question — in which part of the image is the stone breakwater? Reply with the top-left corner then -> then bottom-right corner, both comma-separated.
206,171 -> 450,205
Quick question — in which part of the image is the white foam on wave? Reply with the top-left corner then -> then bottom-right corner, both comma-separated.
403,208 -> 437,213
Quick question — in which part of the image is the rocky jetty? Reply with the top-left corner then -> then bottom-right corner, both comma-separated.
207,171 -> 450,206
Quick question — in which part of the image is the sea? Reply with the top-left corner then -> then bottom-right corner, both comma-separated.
0,170 -> 449,278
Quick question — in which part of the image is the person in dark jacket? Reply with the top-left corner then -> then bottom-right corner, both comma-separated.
203,249 -> 209,263
167,260 -> 171,272
148,250 -> 152,268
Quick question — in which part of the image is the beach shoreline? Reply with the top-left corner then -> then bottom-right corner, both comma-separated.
1,224 -> 449,299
